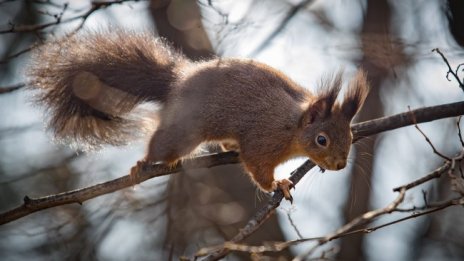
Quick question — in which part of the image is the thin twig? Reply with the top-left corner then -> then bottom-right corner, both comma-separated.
432,48 -> 464,91
422,189 -> 429,208
335,197 -> 464,238
392,161 -> 451,192
408,105 -> 451,161
287,211 -> 304,239
457,116 -> 464,147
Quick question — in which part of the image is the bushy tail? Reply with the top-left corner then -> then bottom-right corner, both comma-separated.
28,30 -> 189,149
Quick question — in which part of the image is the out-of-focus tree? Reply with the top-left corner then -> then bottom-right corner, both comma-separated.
446,0 -> 464,48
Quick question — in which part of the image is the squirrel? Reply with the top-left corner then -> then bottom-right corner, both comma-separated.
28,30 -> 369,201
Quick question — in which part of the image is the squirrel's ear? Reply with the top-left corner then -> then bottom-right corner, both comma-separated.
300,99 -> 330,126
300,72 -> 342,126
341,69 -> 369,120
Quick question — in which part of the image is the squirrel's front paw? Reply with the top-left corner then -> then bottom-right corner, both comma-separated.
272,179 -> 294,203
129,160 -> 147,185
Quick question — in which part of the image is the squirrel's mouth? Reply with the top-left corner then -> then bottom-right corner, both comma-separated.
316,158 -> 347,171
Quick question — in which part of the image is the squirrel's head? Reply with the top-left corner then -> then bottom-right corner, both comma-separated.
297,70 -> 369,171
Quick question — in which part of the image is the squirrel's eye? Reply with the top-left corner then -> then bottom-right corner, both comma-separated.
316,135 -> 328,147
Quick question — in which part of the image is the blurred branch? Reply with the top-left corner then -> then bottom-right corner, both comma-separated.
409,105 -> 452,161
0,2 -> 69,34
196,151 -> 464,260
248,0 -> 314,57
0,0 -> 148,34
1,101 -> 463,227
0,44 -> 39,64
0,83 -> 25,94
194,197 -> 464,258
0,152 -> 79,184
0,0 -> 148,63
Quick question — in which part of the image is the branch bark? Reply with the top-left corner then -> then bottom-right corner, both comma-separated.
0,152 -> 240,225
352,101 -> 464,141
0,101 -> 463,227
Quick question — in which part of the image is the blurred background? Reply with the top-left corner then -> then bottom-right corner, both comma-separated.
0,0 -> 463,260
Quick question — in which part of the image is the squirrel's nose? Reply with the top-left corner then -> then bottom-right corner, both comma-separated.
335,160 -> 346,170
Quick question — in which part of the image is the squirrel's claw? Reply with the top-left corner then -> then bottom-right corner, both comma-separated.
129,160 -> 146,186
272,179 -> 294,203
287,194 -> 294,204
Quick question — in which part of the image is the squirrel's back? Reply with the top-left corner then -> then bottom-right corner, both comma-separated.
28,30 -> 189,149
166,59 -> 311,139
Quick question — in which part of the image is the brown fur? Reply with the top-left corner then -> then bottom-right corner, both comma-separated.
28,30 -> 369,192
28,30 -> 188,149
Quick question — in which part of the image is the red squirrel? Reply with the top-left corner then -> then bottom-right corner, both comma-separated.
28,30 -> 369,201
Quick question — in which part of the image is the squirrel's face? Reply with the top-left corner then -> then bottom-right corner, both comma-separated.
298,114 -> 353,171
297,69 -> 369,170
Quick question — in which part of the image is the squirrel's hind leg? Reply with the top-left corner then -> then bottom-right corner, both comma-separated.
145,127 -> 203,164
129,126 -> 203,184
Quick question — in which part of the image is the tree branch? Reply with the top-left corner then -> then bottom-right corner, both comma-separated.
0,152 -> 240,225
0,101 -> 463,231
351,101 -> 464,142
248,0 -> 314,57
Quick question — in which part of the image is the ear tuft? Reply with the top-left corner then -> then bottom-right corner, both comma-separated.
341,69 -> 370,120
316,70 -> 343,112
300,70 -> 343,126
